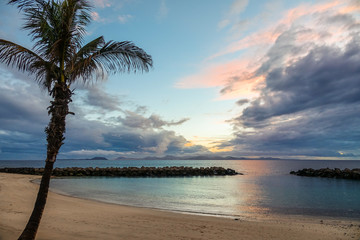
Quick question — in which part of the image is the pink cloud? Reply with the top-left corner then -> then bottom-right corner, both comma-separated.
176,0 -> 359,100
91,11 -> 101,21
176,60 -> 254,89
209,30 -> 281,60
279,1 -> 342,26
339,3 -> 360,14
214,0 -> 349,59
176,59 -> 264,101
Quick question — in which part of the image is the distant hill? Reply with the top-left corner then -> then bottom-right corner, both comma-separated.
58,157 -> 108,160
89,157 -> 108,160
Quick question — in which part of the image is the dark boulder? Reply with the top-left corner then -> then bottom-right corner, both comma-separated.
290,168 -> 360,180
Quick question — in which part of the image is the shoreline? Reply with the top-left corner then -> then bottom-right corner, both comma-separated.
1,173 -> 359,240
43,176 -> 360,221
44,183 -> 360,222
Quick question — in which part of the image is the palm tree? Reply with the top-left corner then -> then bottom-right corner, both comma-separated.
0,0 -> 152,239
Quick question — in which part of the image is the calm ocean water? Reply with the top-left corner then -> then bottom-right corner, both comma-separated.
1,159 -> 359,219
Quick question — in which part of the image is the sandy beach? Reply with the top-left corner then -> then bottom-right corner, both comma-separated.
0,173 -> 359,240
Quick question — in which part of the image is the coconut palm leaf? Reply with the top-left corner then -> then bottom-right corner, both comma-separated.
0,39 -> 59,90
70,40 -> 153,83
8,0 -> 44,10
0,39 -> 45,73
11,0 -> 91,63
74,36 -> 105,58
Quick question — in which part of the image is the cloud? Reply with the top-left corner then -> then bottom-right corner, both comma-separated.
218,0 -> 249,29
64,107 -> 204,157
61,104 -> 198,158
229,0 -> 249,16
66,149 -> 126,158
0,67 -> 204,159
89,1 -> 136,24
91,11 -> 106,22
236,99 -> 249,106
174,0 -> 360,158
118,14 -> 133,24
218,19 -> 230,29
118,112 -> 189,130
176,59 -> 264,101
227,104 -> 360,158
178,0 -> 360,102
83,86 -> 122,111
241,40 -> 360,125
176,60 -> 254,88
226,21 -> 360,158
0,68 -> 50,160
103,129 -> 181,155
101,128 -> 209,156
92,0 -> 111,8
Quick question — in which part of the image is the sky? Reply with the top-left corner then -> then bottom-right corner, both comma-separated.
0,0 -> 359,160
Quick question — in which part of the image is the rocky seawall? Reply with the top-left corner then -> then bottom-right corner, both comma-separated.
0,166 -> 240,177
290,168 -> 360,180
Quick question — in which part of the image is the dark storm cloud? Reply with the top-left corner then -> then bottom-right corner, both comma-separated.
0,71 -> 51,159
0,85 -> 48,124
239,40 -> 360,126
227,11 -> 360,158
83,86 -> 122,111
229,104 -> 360,157
236,99 -> 249,106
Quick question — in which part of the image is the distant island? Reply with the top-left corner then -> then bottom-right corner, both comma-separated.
58,157 -> 109,161
90,157 -> 108,160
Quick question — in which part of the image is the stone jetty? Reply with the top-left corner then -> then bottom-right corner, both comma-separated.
0,166 -> 240,177
290,168 -> 360,180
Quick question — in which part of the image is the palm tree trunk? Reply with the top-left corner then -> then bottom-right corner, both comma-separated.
17,160 -> 54,240
18,83 -> 72,240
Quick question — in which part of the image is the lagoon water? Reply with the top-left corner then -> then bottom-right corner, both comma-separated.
1,159 -> 359,219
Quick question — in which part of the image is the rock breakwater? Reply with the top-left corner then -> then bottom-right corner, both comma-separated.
290,168 -> 360,180
0,166 -> 240,177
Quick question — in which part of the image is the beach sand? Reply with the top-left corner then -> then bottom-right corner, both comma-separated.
1,172 -> 359,240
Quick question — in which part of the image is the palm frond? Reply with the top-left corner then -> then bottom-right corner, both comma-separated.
22,1 -> 57,58
11,0 -> 93,65
75,36 -> 105,58
0,39 -> 43,72
66,36 -> 105,78
97,41 -> 153,73
64,0 -> 93,47
69,40 -> 153,83
8,0 -> 45,10
33,60 -> 60,90
0,39 -> 57,89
